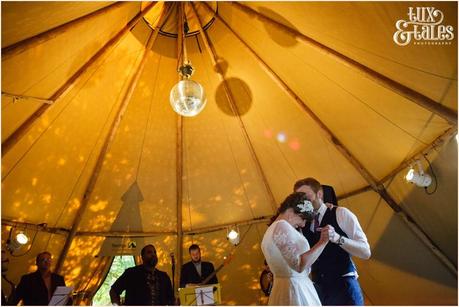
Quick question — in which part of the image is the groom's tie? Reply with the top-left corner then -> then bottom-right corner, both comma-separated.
313,213 -> 320,233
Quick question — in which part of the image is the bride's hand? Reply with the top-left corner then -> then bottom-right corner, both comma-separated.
318,225 -> 333,243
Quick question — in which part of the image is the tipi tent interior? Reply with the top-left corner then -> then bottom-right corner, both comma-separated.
1,1 -> 457,305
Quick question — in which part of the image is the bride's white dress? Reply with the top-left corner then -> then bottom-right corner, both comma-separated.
261,220 -> 322,306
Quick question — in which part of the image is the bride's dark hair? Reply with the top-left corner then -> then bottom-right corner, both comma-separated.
268,192 -> 314,226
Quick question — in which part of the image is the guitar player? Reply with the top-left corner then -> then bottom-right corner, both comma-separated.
179,244 -> 218,288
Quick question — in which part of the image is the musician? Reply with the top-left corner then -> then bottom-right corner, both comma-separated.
179,244 -> 218,287
2,249 -> 14,305
110,244 -> 174,305
11,252 -> 71,306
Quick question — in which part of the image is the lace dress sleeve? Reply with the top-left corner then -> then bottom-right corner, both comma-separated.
272,220 -> 309,272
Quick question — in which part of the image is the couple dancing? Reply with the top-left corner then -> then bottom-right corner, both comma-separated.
261,178 -> 371,306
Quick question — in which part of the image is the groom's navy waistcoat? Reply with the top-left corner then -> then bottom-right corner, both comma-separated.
302,207 -> 356,280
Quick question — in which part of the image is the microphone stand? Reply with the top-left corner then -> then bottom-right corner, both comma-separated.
170,253 -> 178,305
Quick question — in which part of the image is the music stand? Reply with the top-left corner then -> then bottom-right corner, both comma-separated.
178,283 -> 221,306
48,286 -> 73,306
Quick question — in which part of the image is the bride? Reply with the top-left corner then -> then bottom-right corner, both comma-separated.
261,192 -> 331,306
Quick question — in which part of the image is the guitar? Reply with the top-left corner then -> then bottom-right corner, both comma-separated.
195,254 -> 233,286
259,270 -> 273,296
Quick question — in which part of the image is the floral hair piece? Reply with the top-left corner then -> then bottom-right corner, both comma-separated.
296,199 -> 314,214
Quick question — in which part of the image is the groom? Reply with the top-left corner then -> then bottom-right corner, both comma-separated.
294,178 -> 371,305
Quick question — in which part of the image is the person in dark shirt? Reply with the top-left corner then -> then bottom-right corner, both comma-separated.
110,244 -> 174,306
2,248 -> 15,306
179,244 -> 218,288
11,251 -> 71,305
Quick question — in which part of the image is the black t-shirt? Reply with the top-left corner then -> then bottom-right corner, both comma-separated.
111,265 -> 174,306
12,271 -> 70,306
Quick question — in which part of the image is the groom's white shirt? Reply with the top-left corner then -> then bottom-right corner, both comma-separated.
310,201 -> 370,277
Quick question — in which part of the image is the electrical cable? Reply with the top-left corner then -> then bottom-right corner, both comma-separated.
423,155 -> 438,195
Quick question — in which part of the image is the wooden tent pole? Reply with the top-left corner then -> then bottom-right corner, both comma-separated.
175,1 -> 185,281
76,216 -> 272,237
1,218 -> 68,236
201,2 -> 380,189
47,2 -> 156,103
2,215 -> 271,238
190,2 -> 278,213
2,2 -> 125,60
77,231 -> 177,237
338,127 -> 457,201
1,92 -> 53,104
54,19 -> 163,274
379,127 -> 458,183
184,216 -> 271,235
399,212 -> 457,274
231,2 -> 457,126
336,129 -> 458,275
78,216 -> 271,237
203,3 -> 457,276
201,2 -> 383,194
337,186 -> 373,201
1,2 -> 156,157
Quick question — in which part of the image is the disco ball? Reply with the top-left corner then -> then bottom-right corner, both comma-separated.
170,80 -> 207,117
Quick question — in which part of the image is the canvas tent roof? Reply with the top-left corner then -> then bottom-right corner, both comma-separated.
1,1 -> 457,305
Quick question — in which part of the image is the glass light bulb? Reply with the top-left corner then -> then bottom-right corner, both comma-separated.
228,230 -> 239,240
405,168 -> 415,181
15,233 -> 28,245
170,80 -> 207,117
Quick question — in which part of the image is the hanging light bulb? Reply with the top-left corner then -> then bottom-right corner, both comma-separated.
405,168 -> 416,181
227,226 -> 240,246
15,232 -> 29,245
7,230 -> 29,252
405,160 -> 432,188
170,62 -> 207,117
